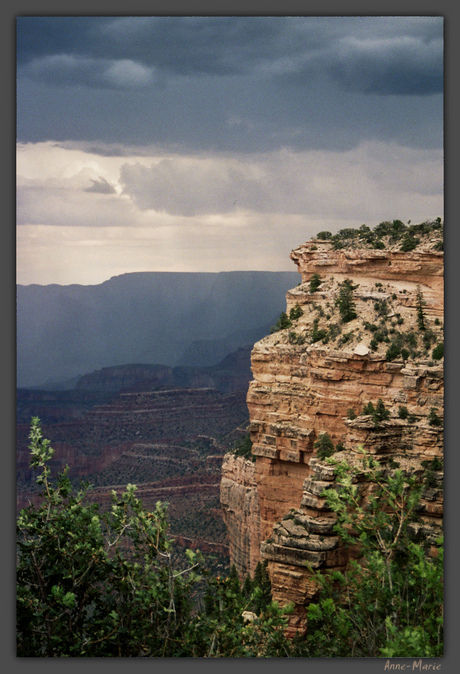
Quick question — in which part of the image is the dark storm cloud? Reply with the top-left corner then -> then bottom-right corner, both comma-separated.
16,16 -> 443,151
17,16 -> 443,92
325,34 -> 443,95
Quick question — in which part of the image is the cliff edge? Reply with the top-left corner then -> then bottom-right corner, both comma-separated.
220,220 -> 444,635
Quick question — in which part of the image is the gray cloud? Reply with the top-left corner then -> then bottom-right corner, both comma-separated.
18,17 -> 443,91
326,34 -> 443,95
16,16 -> 443,153
84,177 -> 117,194
120,158 -> 266,216
21,54 -> 157,90
118,144 -> 443,219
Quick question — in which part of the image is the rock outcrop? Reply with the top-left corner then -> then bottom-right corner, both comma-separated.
221,229 -> 444,634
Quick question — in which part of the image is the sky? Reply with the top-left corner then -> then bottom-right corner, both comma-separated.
16,15 -> 444,286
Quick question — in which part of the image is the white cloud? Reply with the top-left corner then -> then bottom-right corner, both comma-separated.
119,142 -> 443,219
102,59 -> 155,88
16,140 -> 443,285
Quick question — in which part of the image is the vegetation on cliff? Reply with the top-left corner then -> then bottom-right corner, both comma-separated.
315,217 -> 443,252
290,451 -> 443,658
268,219 -> 444,365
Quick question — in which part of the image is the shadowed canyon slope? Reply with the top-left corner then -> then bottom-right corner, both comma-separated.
220,223 -> 444,635
17,346 -> 256,561
17,271 -> 299,388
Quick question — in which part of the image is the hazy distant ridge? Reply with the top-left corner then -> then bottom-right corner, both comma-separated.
17,271 -> 299,388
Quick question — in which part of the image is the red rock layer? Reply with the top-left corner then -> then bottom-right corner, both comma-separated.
221,238 -> 444,633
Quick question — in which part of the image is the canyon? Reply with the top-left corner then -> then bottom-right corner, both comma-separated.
220,228 -> 444,635
16,348 -> 257,561
16,223 -> 444,637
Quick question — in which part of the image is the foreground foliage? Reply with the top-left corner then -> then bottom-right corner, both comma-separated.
16,419 -> 292,657
291,451 -> 443,658
17,420 -> 443,657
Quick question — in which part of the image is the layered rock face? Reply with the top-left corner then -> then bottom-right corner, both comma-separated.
221,234 -> 444,634
220,454 -> 260,578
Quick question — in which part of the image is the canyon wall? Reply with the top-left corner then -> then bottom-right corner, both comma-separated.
221,235 -> 444,634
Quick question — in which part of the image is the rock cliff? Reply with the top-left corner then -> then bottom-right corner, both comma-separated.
220,223 -> 444,635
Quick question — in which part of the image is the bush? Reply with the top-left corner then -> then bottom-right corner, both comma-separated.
17,419 -> 294,657
362,400 -> 390,427
291,453 -> 444,658
416,286 -> 426,331
374,299 -> 389,319
428,408 -> 442,427
271,311 -> 291,333
232,434 -> 254,461
362,401 -> 375,416
400,233 -> 420,252
309,273 -> 322,293
432,343 -> 443,360
289,304 -> 303,321
314,433 -> 335,460
385,342 -> 401,361
311,318 -> 328,343
336,279 -> 357,323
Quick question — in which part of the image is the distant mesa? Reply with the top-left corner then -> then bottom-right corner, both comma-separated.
17,271 -> 299,389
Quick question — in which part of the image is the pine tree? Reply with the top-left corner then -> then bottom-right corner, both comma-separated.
336,279 -> 357,323
416,285 -> 426,331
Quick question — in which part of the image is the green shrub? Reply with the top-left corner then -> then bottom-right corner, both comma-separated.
400,233 -> 419,252
271,311 -> 291,333
385,342 -> 401,361
362,400 -> 389,427
428,408 -> 442,427
314,433 -> 335,460
309,273 -> 322,293
362,401 -> 375,416
374,299 -> 389,318
232,434 -> 255,461
336,279 -> 358,323
432,343 -> 443,360
311,318 -> 328,343
17,420 -> 294,658
421,457 -> 443,472
292,454 -> 444,658
289,304 -> 303,321
416,286 -> 426,331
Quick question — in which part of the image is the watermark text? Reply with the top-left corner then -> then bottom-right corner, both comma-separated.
384,661 -> 441,671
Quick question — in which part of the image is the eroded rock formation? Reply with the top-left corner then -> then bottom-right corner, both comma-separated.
221,230 -> 444,635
